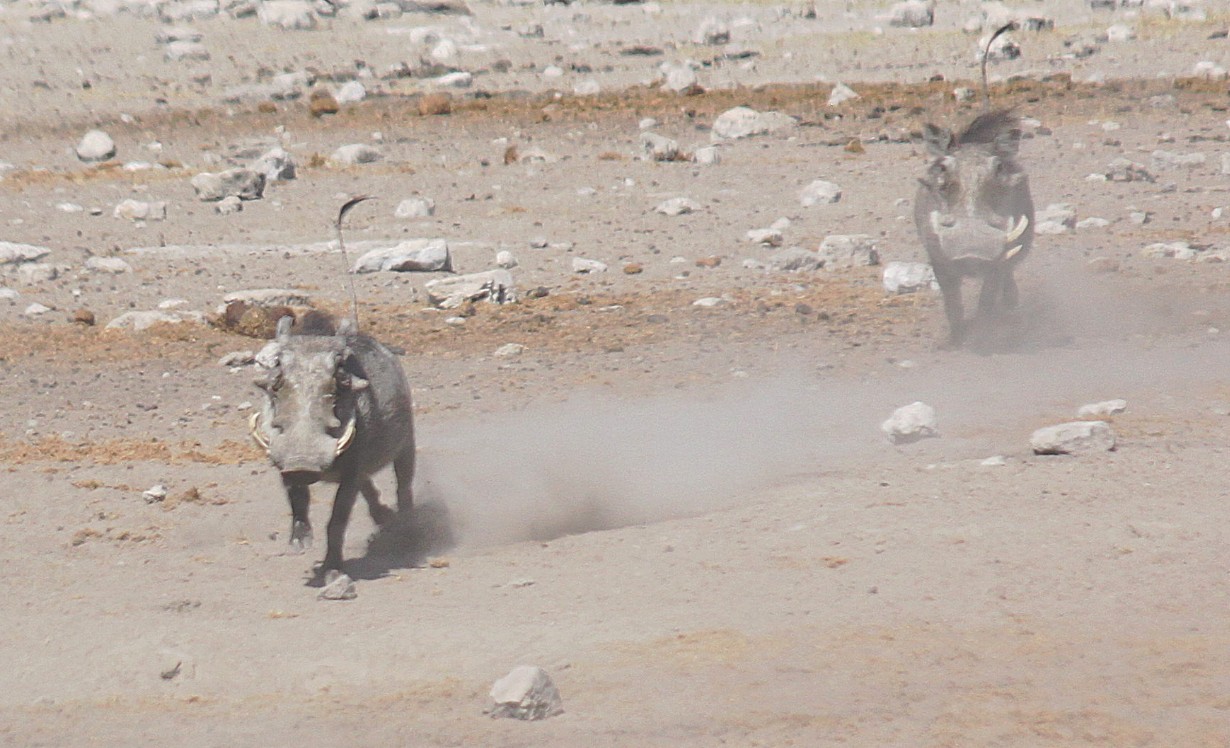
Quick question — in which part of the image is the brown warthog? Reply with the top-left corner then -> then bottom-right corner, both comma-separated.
914,109 -> 1034,346
250,315 -> 416,575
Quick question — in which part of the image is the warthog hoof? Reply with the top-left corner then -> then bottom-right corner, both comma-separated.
290,520 -> 313,552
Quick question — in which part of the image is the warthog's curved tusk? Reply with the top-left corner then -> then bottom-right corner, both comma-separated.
1004,215 -> 1029,244
1002,245 -> 1024,262
335,416 -> 357,457
249,412 -> 270,453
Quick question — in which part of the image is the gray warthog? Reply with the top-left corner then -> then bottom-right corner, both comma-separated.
250,315 -> 416,574
914,109 -> 1034,346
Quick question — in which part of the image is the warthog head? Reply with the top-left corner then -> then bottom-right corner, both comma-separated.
250,317 -> 365,485
916,110 -> 1033,269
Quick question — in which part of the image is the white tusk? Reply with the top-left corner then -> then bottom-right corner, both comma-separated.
1002,245 -> 1023,262
335,417 -> 357,456
249,412 -> 270,453
1004,215 -> 1029,244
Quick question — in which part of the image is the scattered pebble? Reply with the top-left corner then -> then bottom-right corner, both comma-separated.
881,401 -> 938,445
1031,421 -> 1116,455
488,666 -> 563,720
1077,399 -> 1127,418
76,129 -> 116,162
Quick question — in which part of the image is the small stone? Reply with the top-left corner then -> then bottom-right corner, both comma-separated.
623,263 -> 643,274
693,16 -> 730,45
1106,158 -> 1154,183
336,80 -> 366,104
882,261 -> 937,294
1143,241 -> 1199,260
692,146 -> 720,165
215,195 -> 243,215
218,350 -> 255,367
425,270 -> 516,308
572,257 -> 608,274
1075,217 -> 1110,230
1076,399 -> 1127,418
106,310 -> 203,331
889,0 -> 934,27
488,666 -> 563,721
1151,149 -> 1207,171
767,247 -> 822,272
395,197 -> 435,218
309,88 -> 340,117
164,40 -> 210,61
258,0 -> 317,29
746,228 -> 783,246
24,302 -> 51,317
881,401 -> 938,445
844,139 -> 865,154
1105,23 -> 1135,43
352,239 -> 451,273
980,455 -> 1006,467
0,242 -> 50,265
827,82 -> 859,106
253,147 -> 296,181
85,257 -> 132,274
415,91 -> 452,116
662,63 -> 699,93
495,250 -> 518,269
640,132 -> 680,162
18,264 -> 58,285
113,199 -> 168,221
76,129 -> 117,162
143,484 -> 168,503
817,234 -> 878,268
692,297 -> 725,307
72,308 -> 95,326
711,106 -> 797,141
318,571 -> 357,601
192,168 -> 265,201
1031,421 -> 1116,455
655,197 -> 699,216
493,343 -> 524,357
799,180 -> 842,207
331,144 -> 382,165
695,256 -> 722,268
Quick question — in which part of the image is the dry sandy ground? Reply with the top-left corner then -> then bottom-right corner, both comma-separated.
2,2 -> 1230,745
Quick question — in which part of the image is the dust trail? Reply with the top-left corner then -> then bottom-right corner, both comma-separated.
414,332 -> 1230,549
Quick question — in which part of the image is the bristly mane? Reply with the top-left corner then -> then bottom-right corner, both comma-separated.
956,109 -> 1019,146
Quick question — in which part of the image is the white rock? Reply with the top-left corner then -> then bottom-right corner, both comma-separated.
572,257 -> 608,274
155,25 -> 203,44
495,250 -> 517,269
1151,149 -> 1207,170
331,144 -> 383,165
1143,241 -> 1199,260
1031,421 -> 1116,455
223,288 -> 312,308
258,0 -> 316,29
746,228 -> 783,246
656,197 -> 699,216
711,106 -> 797,141
76,129 -> 116,162
1075,217 -> 1110,230
541,65 -> 564,79
1077,399 -> 1127,418
767,247 -> 822,272
692,297 -> 726,307
425,269 -> 515,308
0,242 -> 50,265
105,310 -> 204,331
888,0 -> 934,27
85,257 -> 132,274
881,402 -> 939,444
882,261 -> 937,294
574,79 -> 601,96
493,343 -> 524,357
252,147 -> 296,181
692,146 -> 720,165
431,39 -> 459,63
488,666 -> 563,721
395,197 -> 436,218
142,484 -> 168,503
641,132 -> 680,161
23,302 -> 51,316
191,168 -> 266,201
817,234 -> 878,268
352,238 -> 451,273
1036,203 -> 1077,234
1106,23 -> 1136,42
1193,61 -> 1226,80
18,264 -> 57,285
336,80 -> 366,104
215,195 -> 243,215
432,71 -> 473,89
980,455 -> 1006,467
0,288 -> 17,301
113,199 -> 168,222
827,82 -> 859,106
693,16 -> 730,45
318,571 -> 357,601
662,63 -> 698,93
164,40 -> 210,61
799,179 -> 841,207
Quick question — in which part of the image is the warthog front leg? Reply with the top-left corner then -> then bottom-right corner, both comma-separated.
933,268 -> 966,346
323,478 -> 361,572
285,481 -> 313,552
394,446 -> 415,516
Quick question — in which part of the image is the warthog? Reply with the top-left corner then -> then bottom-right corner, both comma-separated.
914,109 -> 1034,346
250,315 -> 416,574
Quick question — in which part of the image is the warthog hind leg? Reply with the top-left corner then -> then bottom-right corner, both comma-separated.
360,477 -> 396,527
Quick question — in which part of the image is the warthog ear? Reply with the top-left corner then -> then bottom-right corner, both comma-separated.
922,123 -> 952,156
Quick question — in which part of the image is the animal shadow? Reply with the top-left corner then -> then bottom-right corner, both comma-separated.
305,500 -> 457,586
